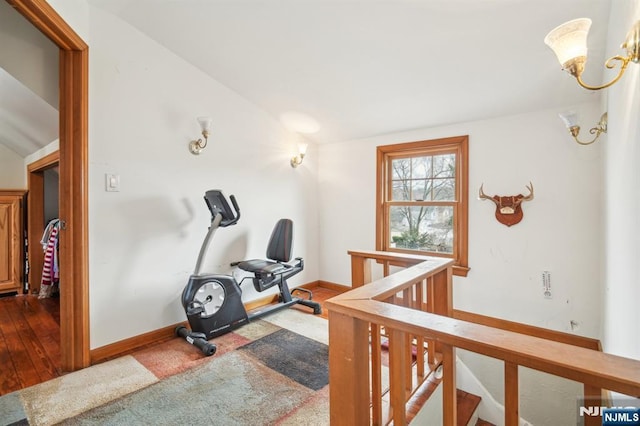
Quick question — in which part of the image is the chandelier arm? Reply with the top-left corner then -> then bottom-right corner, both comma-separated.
572,134 -> 599,145
575,56 -> 631,90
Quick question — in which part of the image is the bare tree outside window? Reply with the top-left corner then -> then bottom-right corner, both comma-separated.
377,136 -> 469,276
389,154 -> 455,253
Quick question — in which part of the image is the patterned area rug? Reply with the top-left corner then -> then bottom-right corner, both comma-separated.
0,309 -> 330,426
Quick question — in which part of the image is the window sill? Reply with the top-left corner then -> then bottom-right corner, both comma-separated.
453,265 -> 470,277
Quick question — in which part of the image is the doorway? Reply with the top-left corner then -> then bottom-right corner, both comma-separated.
27,151 -> 59,297
9,0 -> 90,371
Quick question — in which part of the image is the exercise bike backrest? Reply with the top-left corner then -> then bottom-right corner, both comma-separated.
204,190 -> 240,227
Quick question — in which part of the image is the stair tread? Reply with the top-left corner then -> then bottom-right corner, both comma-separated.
475,419 -> 495,426
404,369 -> 483,425
457,389 -> 481,426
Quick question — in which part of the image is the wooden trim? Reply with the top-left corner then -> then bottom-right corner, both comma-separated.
375,136 -> 469,276
27,151 -> 60,172
90,322 -> 186,364
27,151 -> 60,294
243,293 -> 280,312
453,309 -> 602,351
313,280 -> 352,293
0,190 -> 28,196
9,0 -> 90,371
7,0 -> 87,50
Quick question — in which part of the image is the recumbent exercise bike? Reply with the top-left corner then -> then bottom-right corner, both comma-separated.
176,190 -> 322,355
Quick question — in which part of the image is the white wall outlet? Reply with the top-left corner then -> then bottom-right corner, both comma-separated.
105,173 -> 120,192
542,270 -> 552,299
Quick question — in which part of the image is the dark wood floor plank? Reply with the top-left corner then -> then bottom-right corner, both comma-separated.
18,296 -> 62,374
0,298 -> 40,390
0,294 -> 61,394
0,309 -> 21,396
38,296 -> 61,326
5,297 -> 58,383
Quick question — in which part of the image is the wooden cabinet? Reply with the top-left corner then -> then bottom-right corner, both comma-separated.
0,190 -> 26,295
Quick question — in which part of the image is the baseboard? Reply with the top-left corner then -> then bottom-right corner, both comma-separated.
90,322 -> 186,365
90,280 -> 349,364
90,281 -> 351,364
307,280 -> 351,293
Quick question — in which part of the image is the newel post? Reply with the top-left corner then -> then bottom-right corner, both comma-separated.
329,310 -> 370,425
350,253 -> 372,288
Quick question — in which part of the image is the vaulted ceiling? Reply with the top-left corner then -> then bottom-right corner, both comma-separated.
89,0 -> 610,143
1,0 -> 612,157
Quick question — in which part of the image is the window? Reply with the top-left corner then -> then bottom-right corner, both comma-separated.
376,136 -> 469,276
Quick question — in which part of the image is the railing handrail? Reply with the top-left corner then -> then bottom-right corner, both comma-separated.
329,251 -> 640,425
328,294 -> 640,397
452,309 -> 602,351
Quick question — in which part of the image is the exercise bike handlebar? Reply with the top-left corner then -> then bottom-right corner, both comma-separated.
203,190 -> 240,227
217,194 -> 240,227
227,194 -> 240,225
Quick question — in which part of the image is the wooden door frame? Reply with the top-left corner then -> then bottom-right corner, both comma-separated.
27,151 -> 60,297
8,0 -> 89,371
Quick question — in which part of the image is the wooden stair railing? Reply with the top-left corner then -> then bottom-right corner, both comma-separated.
327,251 -> 640,426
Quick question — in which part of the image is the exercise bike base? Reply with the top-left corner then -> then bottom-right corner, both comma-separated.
175,326 -> 217,356
247,296 -> 322,322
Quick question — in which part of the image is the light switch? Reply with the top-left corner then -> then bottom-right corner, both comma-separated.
106,173 -> 120,192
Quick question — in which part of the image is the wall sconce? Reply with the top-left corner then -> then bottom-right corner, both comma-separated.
290,142 -> 308,168
544,18 -> 640,91
559,111 -> 608,145
189,116 -> 212,155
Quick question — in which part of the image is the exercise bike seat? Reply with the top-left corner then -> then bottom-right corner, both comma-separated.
236,218 -> 303,292
238,259 -> 291,275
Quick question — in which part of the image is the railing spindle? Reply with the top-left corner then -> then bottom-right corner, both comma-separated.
505,362 -> 519,426
328,310 -> 370,425
371,323 -> 383,425
334,251 -> 638,425
584,384 -> 602,426
442,343 -> 457,426
389,327 -> 408,425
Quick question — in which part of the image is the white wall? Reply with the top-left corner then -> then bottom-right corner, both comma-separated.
0,144 -> 26,188
0,0 -> 58,108
318,103 -> 603,425
319,105 -> 603,333
85,7 -> 319,348
603,0 -> 640,361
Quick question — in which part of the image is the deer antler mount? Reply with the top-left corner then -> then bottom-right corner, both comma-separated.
479,182 -> 534,227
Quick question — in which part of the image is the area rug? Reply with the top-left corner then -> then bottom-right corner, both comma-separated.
0,309 -> 331,426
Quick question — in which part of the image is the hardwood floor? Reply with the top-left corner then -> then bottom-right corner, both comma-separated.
0,294 -> 61,396
0,285 -> 340,397
0,285 -> 494,423
291,285 -> 341,320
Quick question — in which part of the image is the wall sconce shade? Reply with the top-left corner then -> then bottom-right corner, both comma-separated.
545,18 -> 640,90
544,18 -> 591,69
558,111 -> 579,129
189,116 -> 212,155
559,111 -> 607,145
291,143 -> 308,168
